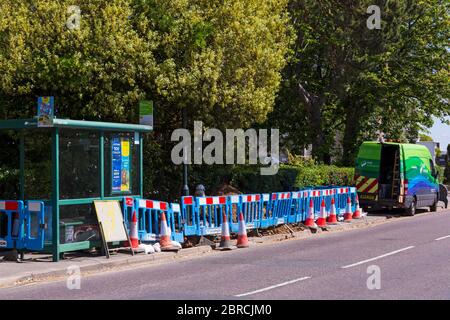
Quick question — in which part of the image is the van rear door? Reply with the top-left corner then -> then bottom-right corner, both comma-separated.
355,142 -> 381,202
379,144 -> 401,201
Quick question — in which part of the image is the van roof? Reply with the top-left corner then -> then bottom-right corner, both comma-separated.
360,141 -> 431,158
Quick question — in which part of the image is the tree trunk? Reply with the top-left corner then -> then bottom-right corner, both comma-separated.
342,101 -> 361,166
297,83 -> 327,162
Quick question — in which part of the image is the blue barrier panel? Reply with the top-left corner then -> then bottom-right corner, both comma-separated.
135,198 -> 183,243
230,194 -> 261,232
123,197 -> 146,240
309,189 -> 322,219
228,195 -> 241,233
271,192 -> 292,225
181,196 -> 197,236
259,194 -> 273,229
0,200 -> 24,249
169,203 -> 184,243
349,187 -> 357,211
196,196 -> 227,236
335,187 -> 350,215
289,191 -> 306,223
23,201 -> 45,251
298,189 -> 311,222
122,197 -> 135,226
321,188 -> 334,212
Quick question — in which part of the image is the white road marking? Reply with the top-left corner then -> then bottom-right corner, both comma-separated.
435,235 -> 450,241
235,276 -> 311,297
341,246 -> 415,269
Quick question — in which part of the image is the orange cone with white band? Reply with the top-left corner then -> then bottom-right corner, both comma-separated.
218,213 -> 233,250
327,198 -> 338,225
237,213 -> 249,248
353,194 -> 362,219
304,199 -> 317,228
316,199 -> 327,227
343,196 -> 353,222
159,212 -> 175,250
129,211 -> 139,249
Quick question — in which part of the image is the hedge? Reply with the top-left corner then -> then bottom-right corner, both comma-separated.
230,164 -> 355,194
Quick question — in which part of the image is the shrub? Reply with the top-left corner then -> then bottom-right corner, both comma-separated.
230,163 -> 355,194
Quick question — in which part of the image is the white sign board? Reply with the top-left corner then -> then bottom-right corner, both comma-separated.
94,201 -> 128,243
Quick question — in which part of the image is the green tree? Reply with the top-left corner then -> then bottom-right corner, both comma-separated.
419,134 -> 434,142
0,0 -> 292,199
270,0 -> 450,165
0,0 -> 157,121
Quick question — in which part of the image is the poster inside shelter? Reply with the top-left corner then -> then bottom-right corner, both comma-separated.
112,136 -> 131,193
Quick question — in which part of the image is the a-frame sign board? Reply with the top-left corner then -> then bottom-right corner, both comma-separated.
94,201 -> 134,258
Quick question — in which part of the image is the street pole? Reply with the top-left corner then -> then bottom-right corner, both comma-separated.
182,107 -> 189,196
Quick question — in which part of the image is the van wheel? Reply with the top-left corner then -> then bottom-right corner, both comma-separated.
430,198 -> 438,212
405,198 -> 416,216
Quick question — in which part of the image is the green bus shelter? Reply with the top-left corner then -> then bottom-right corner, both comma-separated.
0,118 -> 152,261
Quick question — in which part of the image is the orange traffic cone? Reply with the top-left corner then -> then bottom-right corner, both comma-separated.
353,194 -> 362,219
343,196 -> 353,222
237,213 -> 249,248
129,210 -> 139,249
159,212 -> 177,251
327,198 -> 339,225
218,213 -> 234,250
316,199 -> 327,227
304,199 -> 317,228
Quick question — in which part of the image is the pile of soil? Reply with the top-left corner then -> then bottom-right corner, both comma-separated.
214,183 -> 242,196
249,223 -> 307,237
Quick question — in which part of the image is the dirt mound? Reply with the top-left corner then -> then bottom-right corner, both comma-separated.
214,183 -> 242,196
248,223 -> 307,237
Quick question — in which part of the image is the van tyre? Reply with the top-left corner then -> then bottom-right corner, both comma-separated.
405,198 -> 416,216
430,202 -> 437,212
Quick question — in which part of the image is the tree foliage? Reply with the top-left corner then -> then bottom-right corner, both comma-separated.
269,0 -> 449,165
0,0 -> 292,199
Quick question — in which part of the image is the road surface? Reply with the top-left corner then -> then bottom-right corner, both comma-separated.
1,209 -> 449,299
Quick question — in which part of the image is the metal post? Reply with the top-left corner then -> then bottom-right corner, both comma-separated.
139,133 -> 144,197
19,131 -> 25,200
182,107 -> 189,196
51,128 -> 60,262
100,131 -> 105,199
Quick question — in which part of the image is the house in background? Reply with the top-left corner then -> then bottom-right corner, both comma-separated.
436,151 -> 447,166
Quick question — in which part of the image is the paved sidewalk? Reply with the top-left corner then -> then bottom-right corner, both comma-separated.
0,209 -> 444,289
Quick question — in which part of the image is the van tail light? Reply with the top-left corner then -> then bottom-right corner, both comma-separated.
403,179 -> 409,194
399,179 -> 409,203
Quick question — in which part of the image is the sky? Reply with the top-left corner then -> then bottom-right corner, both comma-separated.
429,116 -> 450,153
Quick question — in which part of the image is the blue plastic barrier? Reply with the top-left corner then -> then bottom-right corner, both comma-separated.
122,197 -> 135,225
309,189 -> 323,219
181,196 -> 197,236
271,192 -> 292,225
196,196 -> 227,236
349,187 -> 357,211
229,194 -> 261,232
290,190 -> 308,223
228,195 -> 241,232
335,187 -> 350,215
259,194 -> 273,229
23,201 -> 45,251
135,198 -> 184,243
121,185 -> 355,242
322,188 -> 334,212
169,203 -> 184,243
0,200 -> 24,249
